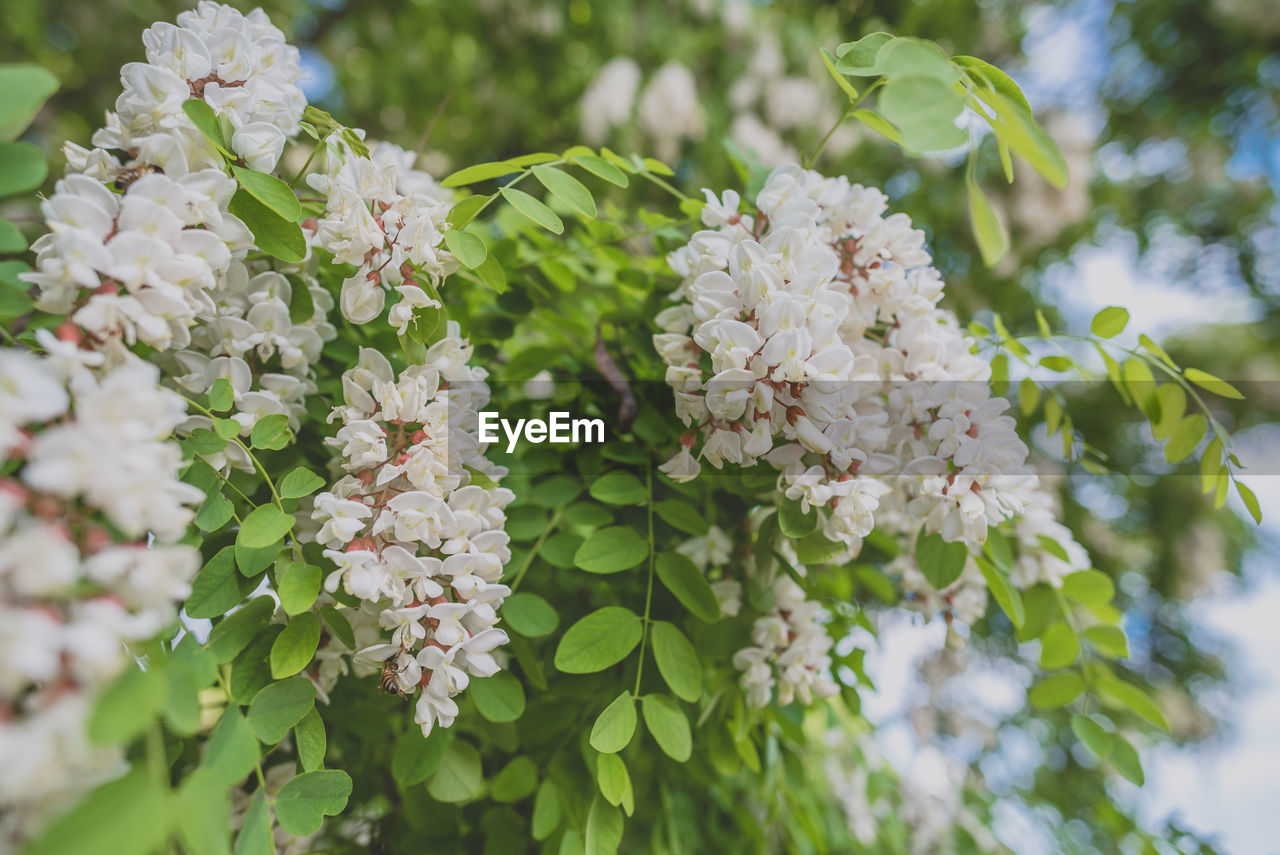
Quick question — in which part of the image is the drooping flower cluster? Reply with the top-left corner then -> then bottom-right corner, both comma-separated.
0,344 -> 201,845
578,59 -> 706,161
308,140 -> 458,327
656,164 -> 1035,553
20,2 -> 333,467
87,1 -> 305,177
309,329 -> 513,736
733,571 -> 839,708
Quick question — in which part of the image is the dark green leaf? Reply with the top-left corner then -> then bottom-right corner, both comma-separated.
654,552 -> 720,623
651,621 -> 701,702
274,770 -> 352,836
641,694 -> 691,762
501,187 -> 564,234
246,677 -> 316,743
228,188 -> 305,263
574,525 -> 648,574
470,671 -> 526,723
231,165 -> 301,222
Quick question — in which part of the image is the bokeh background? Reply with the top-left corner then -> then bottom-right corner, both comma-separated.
3,0 -> 1278,851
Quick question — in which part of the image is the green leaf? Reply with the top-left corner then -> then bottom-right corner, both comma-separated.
877,76 -> 967,152
641,694 -> 692,762
1084,625 -> 1130,659
585,795 -> 623,855
654,499 -> 709,536
319,606 -> 356,649
876,38 -> 960,83
972,88 -> 1069,188
470,671 -> 526,723
596,753 -> 630,807
953,55 -> 1032,113
819,47 -> 859,100
208,377 -> 234,412
276,562 -> 321,616
916,532 -> 968,590
502,592 -> 558,637
231,165 -> 301,222
1090,306 -> 1130,339
532,164 -> 597,218
975,555 -> 1024,628
1183,367 -> 1244,400
1110,734 -> 1145,785
391,727 -> 450,786
447,194 -> 488,228
443,228 -> 488,269
651,621 -> 701,703
270,612 -> 321,678
441,160 -> 523,188
654,552 -> 720,623
778,496 -> 818,538
1028,672 -> 1084,708
195,489 -> 235,533
532,780 -> 563,840
274,770 -> 352,836
234,791 -> 272,855
235,539 -> 280,578
850,109 -> 904,146
0,141 -> 47,196
966,177 -> 1008,267
574,525 -> 648,574
793,529 -> 847,565
228,188 -> 305,263
1062,570 -> 1115,606
23,769 -> 171,855
295,709 -> 326,773
208,596 -> 275,663
1038,622 -> 1080,670
213,417 -> 240,440
177,769 -> 231,855
587,471 -> 647,505
501,187 -> 564,234
89,663 -> 166,745
573,155 -> 629,188
833,32 -> 894,74
1164,414 -> 1206,463
204,708 -> 260,787
590,691 -> 637,754
250,413 -> 291,450
554,606 -> 643,674
491,756 -> 538,803
0,64 -> 59,142
1237,481 -> 1263,524
1096,677 -> 1169,731
1071,714 -> 1113,759
237,504 -> 294,550
246,677 -> 316,743
187,547 -> 254,619
428,740 -> 485,803
475,253 -> 509,293
0,218 -> 25,253
182,99 -> 232,156
1123,359 -> 1159,419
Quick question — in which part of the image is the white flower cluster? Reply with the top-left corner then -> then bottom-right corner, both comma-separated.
656,164 -> 1035,553
675,525 -> 741,617
20,2 -> 330,464
309,330 -> 513,736
164,262 -> 336,471
0,345 -> 201,844
307,140 -> 459,327
676,520 -> 836,708
733,572 -> 839,708
578,59 -> 706,161
90,1 -> 304,177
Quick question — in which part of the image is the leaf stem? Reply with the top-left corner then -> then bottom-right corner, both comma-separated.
508,508 -> 562,593
633,464 -> 657,699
